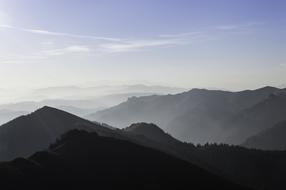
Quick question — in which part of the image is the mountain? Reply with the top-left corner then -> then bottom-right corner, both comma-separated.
124,122 -> 177,144
0,107 -> 285,190
89,86 -> 286,144
0,92 -> 176,123
0,84 -> 184,124
122,123 -> 286,190
0,129 -> 248,190
225,93 -> 286,144
242,120 -> 286,150
0,109 -> 29,125
0,106 -> 117,161
32,84 -> 184,100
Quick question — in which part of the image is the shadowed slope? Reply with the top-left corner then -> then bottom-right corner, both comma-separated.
0,129 -> 249,190
0,106 -> 113,160
243,120 -> 286,150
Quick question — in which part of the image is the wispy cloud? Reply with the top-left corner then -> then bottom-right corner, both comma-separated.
100,31 -> 206,53
100,38 -> 189,53
0,21 -> 263,60
43,46 -> 90,56
216,22 -> 264,31
0,24 -> 208,54
0,25 -> 122,42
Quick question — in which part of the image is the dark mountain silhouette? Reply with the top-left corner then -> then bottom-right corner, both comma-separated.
0,106 -> 117,161
193,144 -> 286,190
88,86 -> 286,144
122,123 -> 286,190
242,120 -> 286,150
0,129 -> 248,190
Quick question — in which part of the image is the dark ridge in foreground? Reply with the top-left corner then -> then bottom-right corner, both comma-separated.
0,129 -> 249,190
123,123 -> 286,190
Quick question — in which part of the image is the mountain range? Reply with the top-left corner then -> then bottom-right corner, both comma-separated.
0,128 -> 248,190
89,86 -> 286,144
0,84 -> 184,125
0,106 -> 286,189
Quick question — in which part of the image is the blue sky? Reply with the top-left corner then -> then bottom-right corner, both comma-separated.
0,0 -> 285,94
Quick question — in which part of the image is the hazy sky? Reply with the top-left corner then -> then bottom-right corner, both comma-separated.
0,0 -> 285,92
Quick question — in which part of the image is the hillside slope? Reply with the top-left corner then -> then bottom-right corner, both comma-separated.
242,120 -> 286,150
0,129 -> 249,190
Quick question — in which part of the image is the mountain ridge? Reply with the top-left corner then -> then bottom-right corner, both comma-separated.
0,129 -> 249,190
89,86 -> 286,144
0,106 -> 114,161
242,120 -> 286,150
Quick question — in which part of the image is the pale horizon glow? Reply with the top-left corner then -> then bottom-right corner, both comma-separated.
0,0 -> 285,103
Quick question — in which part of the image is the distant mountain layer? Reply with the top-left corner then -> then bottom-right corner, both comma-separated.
0,84 -> 184,124
0,129 -> 248,190
88,86 -> 286,144
242,120 -> 286,150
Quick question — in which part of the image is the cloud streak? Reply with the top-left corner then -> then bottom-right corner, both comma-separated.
0,24 -> 205,55
0,21 -> 262,62
100,38 -> 189,53
216,22 -> 264,31
0,25 -> 122,42
43,46 -> 91,56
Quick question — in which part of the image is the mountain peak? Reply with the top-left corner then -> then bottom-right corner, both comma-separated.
256,86 -> 279,92
0,106 -> 98,160
34,106 -> 64,114
123,123 -> 178,144
125,122 -> 165,134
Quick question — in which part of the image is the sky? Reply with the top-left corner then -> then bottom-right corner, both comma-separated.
0,0 -> 285,97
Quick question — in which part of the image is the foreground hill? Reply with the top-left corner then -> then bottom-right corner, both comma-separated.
123,123 -> 286,190
88,86 -> 286,144
0,106 -> 116,161
0,129 -> 248,190
242,120 -> 286,150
